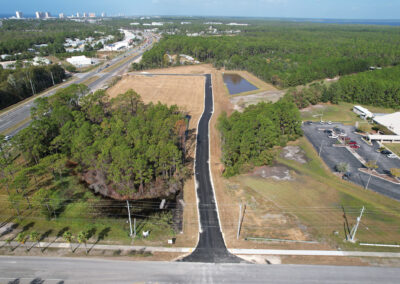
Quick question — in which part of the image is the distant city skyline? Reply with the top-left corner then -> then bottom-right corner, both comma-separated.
2,0 -> 400,19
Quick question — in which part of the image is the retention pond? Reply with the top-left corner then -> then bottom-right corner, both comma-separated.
223,73 -> 258,95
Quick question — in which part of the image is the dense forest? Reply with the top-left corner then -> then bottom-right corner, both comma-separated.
0,64 -> 66,109
218,98 -> 302,176
0,20 -> 124,59
285,66 -> 400,109
136,23 -> 400,88
0,84 -> 188,218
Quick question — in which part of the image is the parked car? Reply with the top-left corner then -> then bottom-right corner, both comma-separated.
324,130 -> 333,134
329,134 -> 338,139
339,132 -> 347,137
387,154 -> 397,159
327,121 -> 332,125
348,141 -> 357,145
4,135 -> 12,141
305,121 -> 313,125
381,150 -> 392,155
341,137 -> 350,141
350,144 -> 360,149
342,172 -> 352,180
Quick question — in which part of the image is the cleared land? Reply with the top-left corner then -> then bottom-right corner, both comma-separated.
224,137 -> 400,251
301,102 -> 396,125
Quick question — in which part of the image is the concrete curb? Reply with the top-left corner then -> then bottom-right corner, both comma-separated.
2,241 -> 400,258
229,248 -> 400,258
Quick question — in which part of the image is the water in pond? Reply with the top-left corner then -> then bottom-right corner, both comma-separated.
223,73 -> 258,95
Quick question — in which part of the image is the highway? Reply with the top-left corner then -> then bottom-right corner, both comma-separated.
0,256 -> 399,283
0,33 -> 157,136
182,74 -> 241,263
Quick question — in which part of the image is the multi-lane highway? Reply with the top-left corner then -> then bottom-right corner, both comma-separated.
1,256 -> 399,283
0,33 -> 157,136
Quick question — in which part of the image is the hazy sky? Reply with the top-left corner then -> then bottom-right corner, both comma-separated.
4,0 -> 400,19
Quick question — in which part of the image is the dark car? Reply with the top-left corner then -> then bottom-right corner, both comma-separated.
381,150 -> 392,155
342,172 -> 352,180
324,130 -> 333,134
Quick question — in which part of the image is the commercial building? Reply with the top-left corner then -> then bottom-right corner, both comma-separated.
66,55 -> 93,67
353,105 -> 373,119
373,112 -> 400,135
35,12 -> 45,19
89,13 -> 96,18
16,11 -> 23,19
45,12 -> 51,18
59,13 -> 65,19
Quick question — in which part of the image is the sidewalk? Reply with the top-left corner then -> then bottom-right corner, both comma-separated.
2,241 -> 400,258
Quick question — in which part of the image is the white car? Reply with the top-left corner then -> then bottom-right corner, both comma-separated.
327,121 -> 332,125
328,134 -> 338,139
387,154 -> 397,159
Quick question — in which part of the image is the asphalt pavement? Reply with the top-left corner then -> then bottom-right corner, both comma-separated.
1,256 -> 399,283
182,74 -> 241,263
0,33 -> 156,135
302,123 -> 400,201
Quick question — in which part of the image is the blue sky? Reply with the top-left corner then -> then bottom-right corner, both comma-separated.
4,0 -> 400,19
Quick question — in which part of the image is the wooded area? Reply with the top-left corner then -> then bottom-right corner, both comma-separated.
0,85 -> 188,218
285,66 -> 400,109
218,98 -> 302,176
0,64 -> 66,109
136,23 -> 400,88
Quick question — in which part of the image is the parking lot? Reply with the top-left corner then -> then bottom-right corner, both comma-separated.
302,122 -> 400,201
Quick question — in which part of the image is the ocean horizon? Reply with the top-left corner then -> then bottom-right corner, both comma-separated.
0,14 -> 400,26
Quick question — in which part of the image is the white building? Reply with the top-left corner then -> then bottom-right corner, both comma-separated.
32,56 -> 51,66
45,12 -> 51,18
59,13 -> 65,19
367,134 -> 400,143
36,12 -> 45,19
16,11 -> 23,19
66,56 -> 93,67
373,112 -> 400,135
353,105 -> 373,119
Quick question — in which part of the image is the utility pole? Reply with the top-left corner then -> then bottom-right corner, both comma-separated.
349,206 -> 365,243
237,203 -> 246,239
365,153 -> 380,190
133,218 -> 137,238
50,70 -> 55,86
319,140 -> 324,157
126,200 -> 133,237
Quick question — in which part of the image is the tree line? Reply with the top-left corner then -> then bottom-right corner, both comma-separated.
135,23 -> 400,88
0,64 -> 66,109
218,98 -> 303,176
285,66 -> 400,109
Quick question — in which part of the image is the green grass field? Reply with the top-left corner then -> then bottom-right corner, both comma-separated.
231,137 -> 400,251
384,143 -> 400,157
0,172 -> 175,246
300,102 -> 395,126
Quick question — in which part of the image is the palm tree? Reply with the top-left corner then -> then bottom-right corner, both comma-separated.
63,231 -> 74,252
16,232 -> 27,251
77,231 -> 89,254
29,231 -> 40,250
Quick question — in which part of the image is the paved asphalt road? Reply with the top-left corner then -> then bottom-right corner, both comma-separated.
182,74 -> 241,263
303,123 -> 400,201
1,256 -> 400,283
0,34 -> 156,136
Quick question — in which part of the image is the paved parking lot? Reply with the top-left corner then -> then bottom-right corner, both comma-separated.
302,122 -> 400,201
